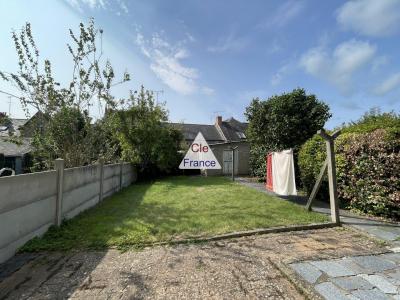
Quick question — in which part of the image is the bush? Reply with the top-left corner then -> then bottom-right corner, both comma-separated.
113,87 -> 183,179
339,129 -> 400,218
299,111 -> 400,219
245,88 -> 331,179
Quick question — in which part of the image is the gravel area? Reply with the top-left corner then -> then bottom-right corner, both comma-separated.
0,227 -> 386,299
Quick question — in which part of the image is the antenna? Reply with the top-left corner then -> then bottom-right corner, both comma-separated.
211,110 -> 224,123
8,96 -> 12,116
152,90 -> 164,104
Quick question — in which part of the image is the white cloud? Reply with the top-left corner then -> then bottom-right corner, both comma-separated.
136,31 -> 211,96
66,0 -> 107,11
374,72 -> 400,95
207,31 -> 248,53
300,39 -> 376,94
371,56 -> 389,72
258,0 -> 305,29
65,0 -> 129,14
337,0 -> 400,37
201,87 -> 215,96
270,63 -> 291,86
117,0 -> 128,13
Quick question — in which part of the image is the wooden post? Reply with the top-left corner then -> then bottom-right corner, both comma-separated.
99,157 -> 104,202
54,158 -> 64,226
318,129 -> 341,224
306,159 -> 327,211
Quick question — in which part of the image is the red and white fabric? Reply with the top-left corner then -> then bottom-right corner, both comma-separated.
265,149 -> 297,196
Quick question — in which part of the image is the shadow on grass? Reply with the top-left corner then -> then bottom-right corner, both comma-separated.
20,175 -> 326,253
0,175 -> 328,299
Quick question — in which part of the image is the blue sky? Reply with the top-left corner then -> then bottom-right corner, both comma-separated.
0,0 -> 399,128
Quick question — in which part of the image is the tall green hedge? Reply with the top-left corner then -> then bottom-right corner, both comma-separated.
299,111 -> 400,219
245,88 -> 330,179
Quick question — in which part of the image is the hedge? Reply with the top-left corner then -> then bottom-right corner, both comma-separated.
299,112 -> 400,219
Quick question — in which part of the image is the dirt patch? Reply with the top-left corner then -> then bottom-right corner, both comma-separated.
0,227 -> 386,299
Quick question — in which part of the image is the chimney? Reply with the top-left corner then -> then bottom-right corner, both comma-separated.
215,115 -> 222,126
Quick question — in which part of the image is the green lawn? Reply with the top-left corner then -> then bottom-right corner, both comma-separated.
21,176 -> 327,252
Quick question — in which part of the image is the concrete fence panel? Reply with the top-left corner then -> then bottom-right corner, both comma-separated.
63,165 -> 101,219
0,161 -> 136,264
0,170 -> 57,263
103,164 -> 121,198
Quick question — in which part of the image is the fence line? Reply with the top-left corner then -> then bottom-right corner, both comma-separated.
0,159 -> 137,263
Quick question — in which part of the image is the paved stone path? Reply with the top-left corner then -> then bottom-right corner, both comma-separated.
0,228 -> 384,299
236,177 -> 400,299
291,253 -> 400,299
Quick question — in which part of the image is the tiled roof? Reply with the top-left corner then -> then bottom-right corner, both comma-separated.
219,118 -> 248,141
0,118 -> 28,137
0,137 -> 32,157
169,123 -> 225,143
169,117 -> 248,143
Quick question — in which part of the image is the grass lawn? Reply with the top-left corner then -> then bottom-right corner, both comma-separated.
21,176 -> 327,252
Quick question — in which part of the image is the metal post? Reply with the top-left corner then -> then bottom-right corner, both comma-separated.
99,157 -> 104,202
54,158 -> 64,226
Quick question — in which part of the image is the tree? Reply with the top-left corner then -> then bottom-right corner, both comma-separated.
113,86 -> 182,177
0,19 -> 129,169
0,112 -> 12,134
245,88 -> 331,179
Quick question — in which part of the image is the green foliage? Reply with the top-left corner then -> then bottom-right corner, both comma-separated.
31,107 -> 119,170
299,111 -> 400,219
0,112 -> 13,139
113,87 -> 183,177
20,176 -> 327,252
0,19 -> 129,170
342,108 -> 400,137
245,88 -> 331,178
0,112 -> 12,132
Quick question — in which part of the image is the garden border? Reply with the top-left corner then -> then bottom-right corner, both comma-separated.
124,222 -> 339,248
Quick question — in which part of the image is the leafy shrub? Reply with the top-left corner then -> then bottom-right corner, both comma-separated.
299,111 -> 400,219
245,88 -> 331,179
113,87 -> 183,179
339,129 -> 400,218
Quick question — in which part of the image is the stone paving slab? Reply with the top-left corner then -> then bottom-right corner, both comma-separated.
330,276 -> 373,291
291,253 -> 400,299
314,282 -> 349,300
350,255 -> 397,272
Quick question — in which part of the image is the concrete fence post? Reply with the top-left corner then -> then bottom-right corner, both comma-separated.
119,160 -> 123,190
99,157 -> 104,202
54,158 -> 64,226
